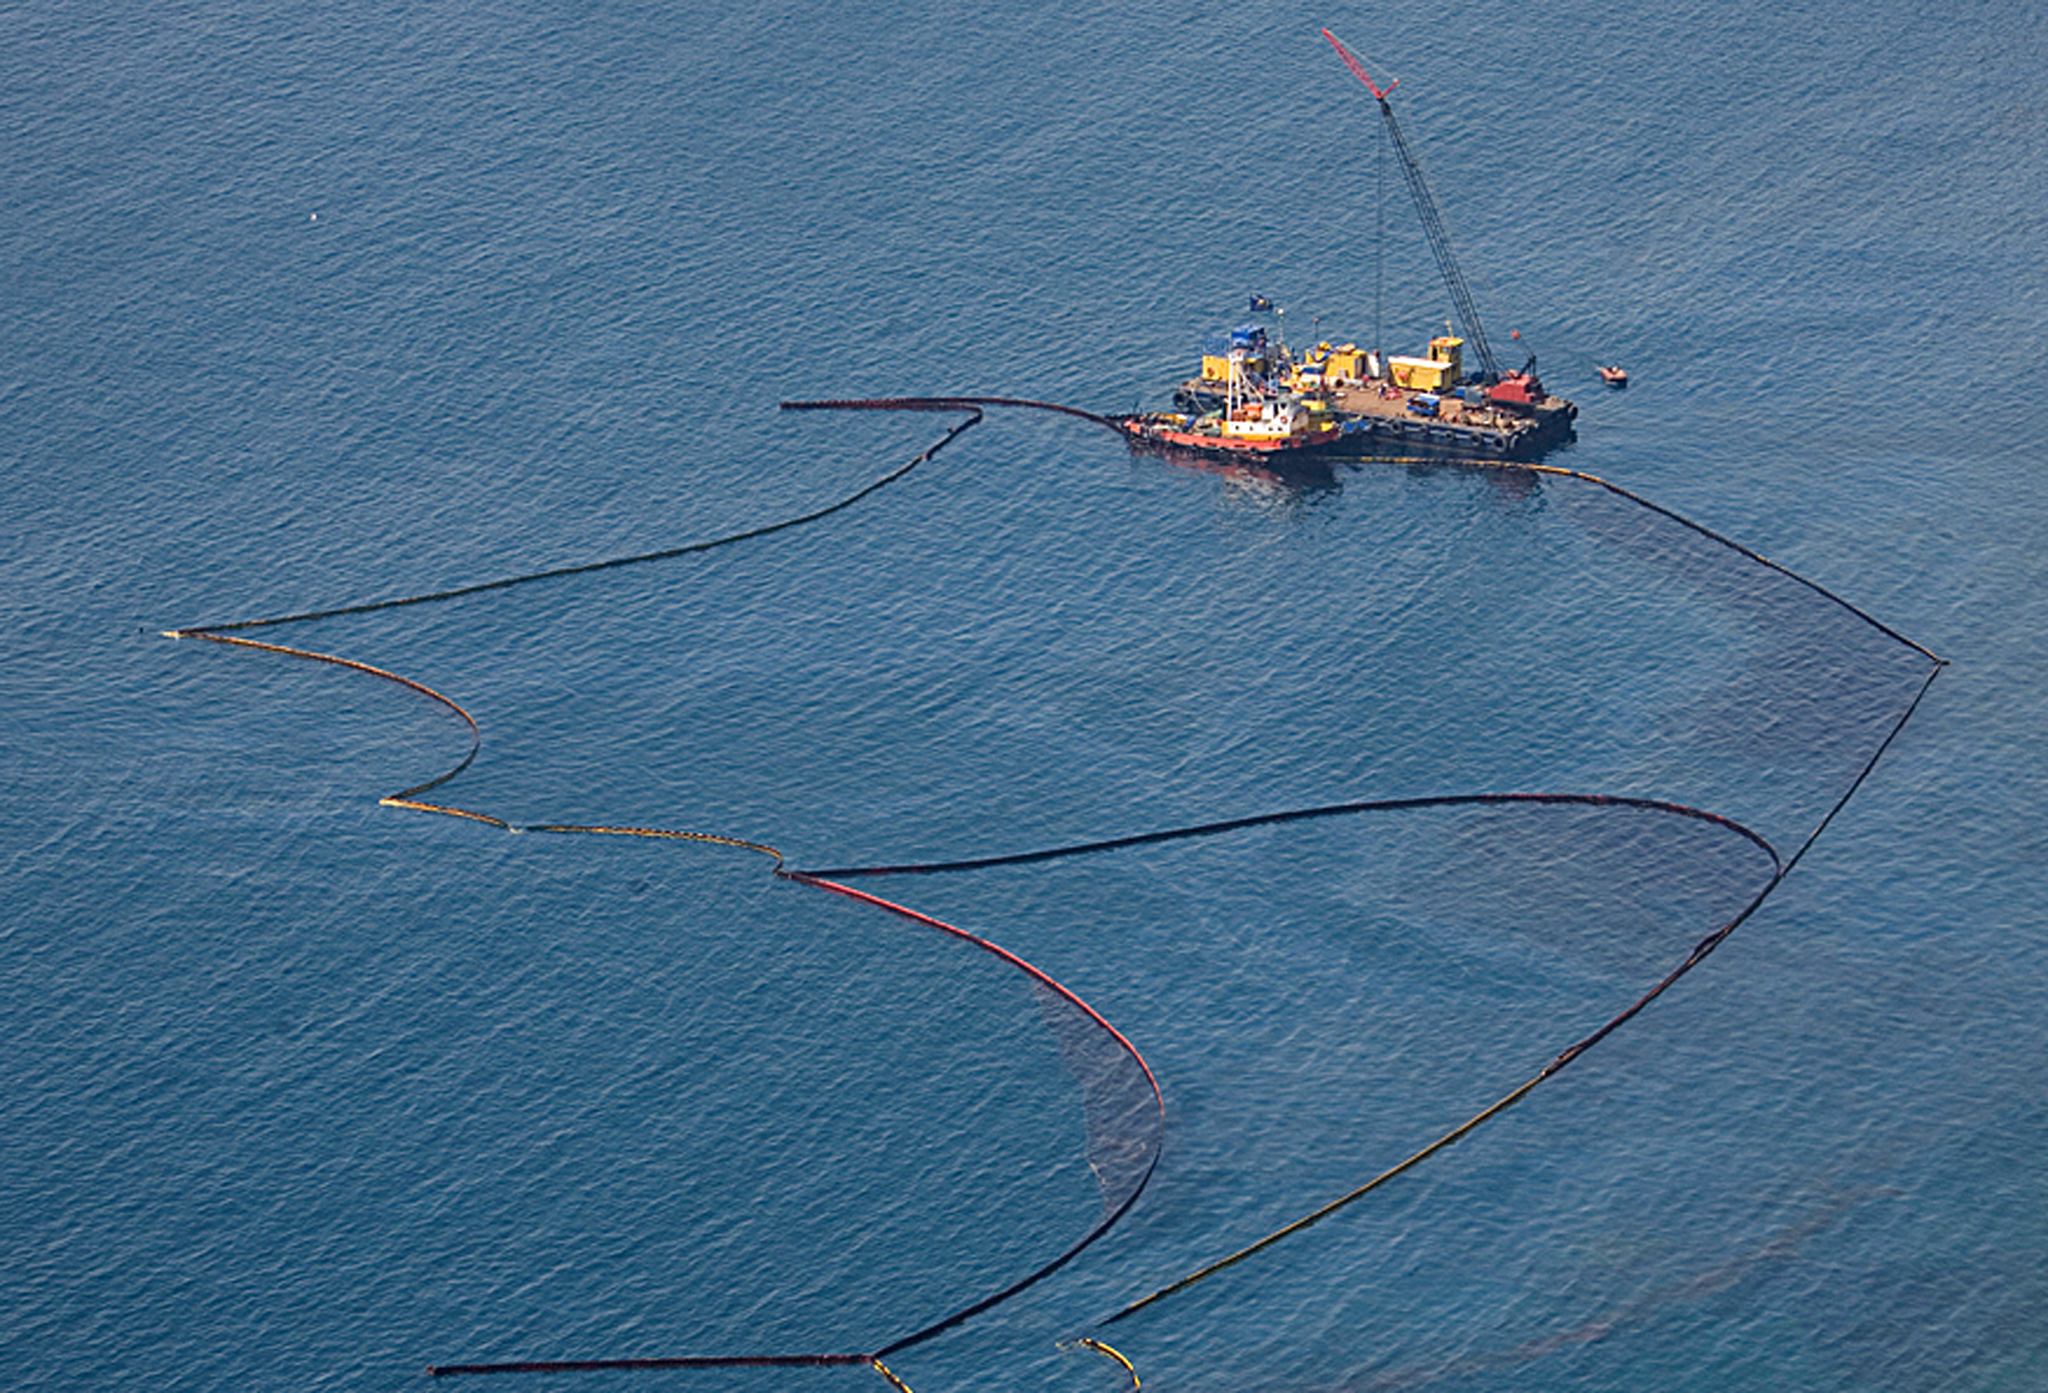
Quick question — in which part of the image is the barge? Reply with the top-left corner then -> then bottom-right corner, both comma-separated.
1172,325 -> 1576,462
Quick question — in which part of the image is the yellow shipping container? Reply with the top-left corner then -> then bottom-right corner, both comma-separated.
1389,355 -> 1455,391
1201,354 -> 1234,381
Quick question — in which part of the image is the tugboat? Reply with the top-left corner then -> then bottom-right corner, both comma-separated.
1123,347 -> 1342,459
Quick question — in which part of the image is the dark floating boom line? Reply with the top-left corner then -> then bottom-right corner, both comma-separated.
161,401 -> 1170,1383
163,406 -> 988,638
156,395 -> 1944,1381
1097,657 -> 1942,1326
800,790 -> 1785,882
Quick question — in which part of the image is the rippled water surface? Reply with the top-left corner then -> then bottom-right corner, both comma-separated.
4,2 -> 2043,1389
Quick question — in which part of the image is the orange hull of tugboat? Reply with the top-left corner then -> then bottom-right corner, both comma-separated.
1117,413 -> 1343,457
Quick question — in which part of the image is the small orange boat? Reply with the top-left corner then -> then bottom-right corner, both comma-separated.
1599,364 -> 1629,388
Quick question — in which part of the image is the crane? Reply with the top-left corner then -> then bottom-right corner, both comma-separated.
1321,29 -> 1506,384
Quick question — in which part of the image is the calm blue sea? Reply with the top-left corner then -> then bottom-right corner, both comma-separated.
5,2 -> 2044,1389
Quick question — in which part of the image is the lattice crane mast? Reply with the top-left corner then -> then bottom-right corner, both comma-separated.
1322,29 -> 1504,383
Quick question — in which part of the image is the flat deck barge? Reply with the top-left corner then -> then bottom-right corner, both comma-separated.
1175,375 -> 1575,463
1173,329 -> 1577,462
